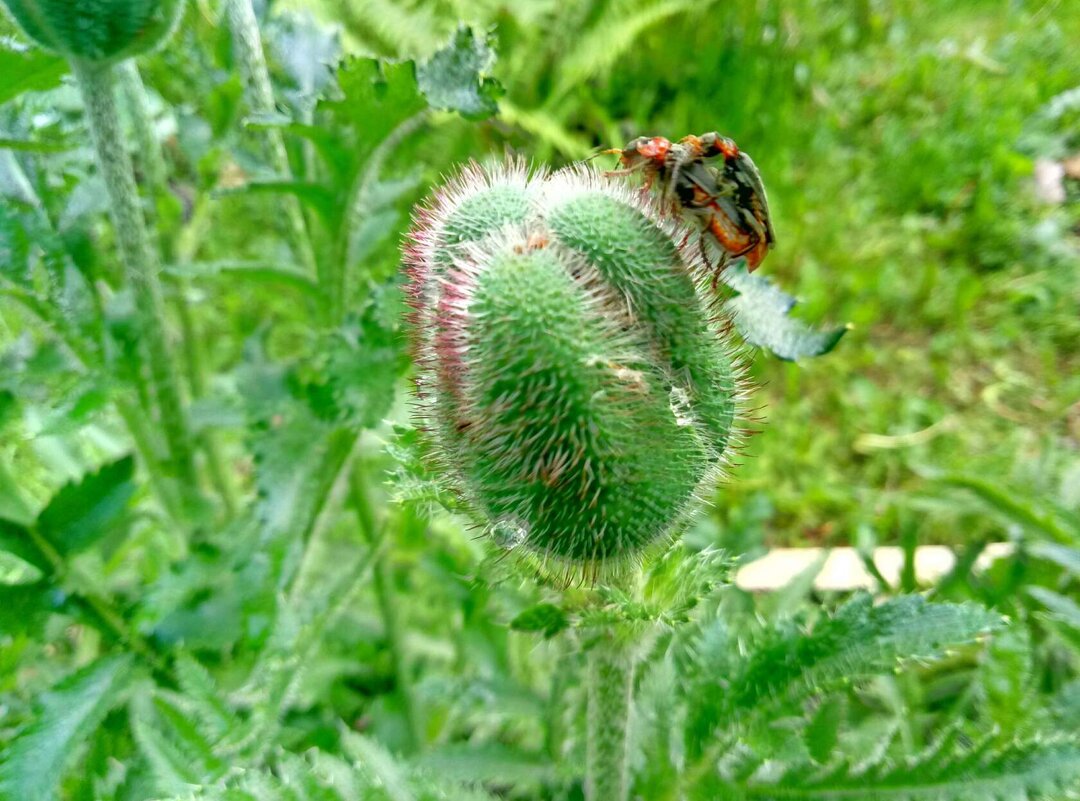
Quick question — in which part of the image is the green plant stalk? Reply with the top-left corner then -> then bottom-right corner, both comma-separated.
71,59 -> 198,491
350,469 -> 423,752
334,110 -> 429,323
586,635 -> 634,801
117,60 -> 240,516
117,61 -> 167,191
222,0 -> 319,283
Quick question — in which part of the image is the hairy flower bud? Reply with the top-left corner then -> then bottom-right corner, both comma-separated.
1,0 -> 184,65
404,162 -> 744,573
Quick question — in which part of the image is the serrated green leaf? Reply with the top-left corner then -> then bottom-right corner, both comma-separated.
510,603 -> 568,638
318,288 -> 403,428
173,654 -> 238,742
36,455 -> 135,557
0,654 -> 134,801
130,694 -> 204,797
806,696 -> 845,764
321,57 -> 427,166
416,26 -> 501,120
730,737 -> 1080,801
728,595 -> 1004,718
720,261 -> 848,360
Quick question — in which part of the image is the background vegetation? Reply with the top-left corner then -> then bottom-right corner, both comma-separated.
1,0 -> 1078,799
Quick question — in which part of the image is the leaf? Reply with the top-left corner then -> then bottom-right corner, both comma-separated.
0,581 -> 55,635
732,737 -> 1080,801
412,743 -> 561,786
980,624 -> 1034,735
416,26 -> 501,120
1030,542 -> 1080,577
720,261 -> 848,360
934,474 -> 1079,543
317,287 -> 404,428
173,654 -> 238,742
0,655 -> 134,801
129,689 -> 225,795
130,694 -> 205,797
510,603 -> 568,638
726,595 -> 1003,719
0,38 -> 66,105
552,0 -> 699,98
806,696 -> 845,764
217,180 -> 338,225
36,455 -> 136,557
1028,586 -> 1080,631
0,518 -> 49,573
321,57 -> 427,169
165,261 -> 320,298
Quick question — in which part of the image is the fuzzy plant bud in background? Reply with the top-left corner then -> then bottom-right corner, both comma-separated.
1,0 -> 185,65
404,162 -> 746,577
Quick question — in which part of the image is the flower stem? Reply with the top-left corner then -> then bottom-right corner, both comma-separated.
71,59 -> 198,494
350,469 -> 423,752
117,60 -> 240,517
586,633 -> 634,801
222,0 -> 319,283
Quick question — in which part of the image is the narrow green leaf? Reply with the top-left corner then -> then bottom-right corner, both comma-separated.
217,181 -> 338,225
164,261 -> 320,297
1028,586 -> 1080,631
1029,541 -> 1080,577
721,261 -> 848,360
0,655 -> 134,801
36,455 -> 136,556
936,474 -> 1078,543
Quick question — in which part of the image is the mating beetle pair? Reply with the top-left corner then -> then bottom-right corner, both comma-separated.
604,132 -> 775,275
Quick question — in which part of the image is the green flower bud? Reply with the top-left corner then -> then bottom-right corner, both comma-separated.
1,0 -> 184,66
404,162 -> 745,574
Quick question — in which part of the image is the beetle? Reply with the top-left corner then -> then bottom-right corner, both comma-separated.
603,132 -> 775,273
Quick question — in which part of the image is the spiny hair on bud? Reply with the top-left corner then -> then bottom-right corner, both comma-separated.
403,158 -> 752,582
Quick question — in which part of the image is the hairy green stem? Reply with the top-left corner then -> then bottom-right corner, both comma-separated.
222,0 -> 319,283
117,60 -> 240,516
586,635 -> 634,801
71,60 -> 198,492
350,469 -> 423,752
117,61 -> 167,192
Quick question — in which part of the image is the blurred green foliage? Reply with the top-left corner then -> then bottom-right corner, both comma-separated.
1,0 -> 1079,798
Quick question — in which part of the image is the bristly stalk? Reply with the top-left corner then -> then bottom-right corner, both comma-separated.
222,0 -> 319,285
116,60 -> 240,516
71,58 -> 198,494
586,634 -> 634,801
350,469 -> 423,752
